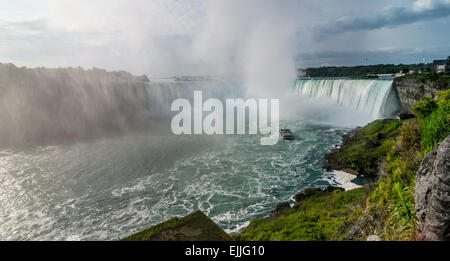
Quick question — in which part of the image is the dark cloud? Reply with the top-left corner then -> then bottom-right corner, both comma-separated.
314,0 -> 450,39
296,45 -> 450,67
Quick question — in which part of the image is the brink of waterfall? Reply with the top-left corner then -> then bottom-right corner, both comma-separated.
294,79 -> 401,119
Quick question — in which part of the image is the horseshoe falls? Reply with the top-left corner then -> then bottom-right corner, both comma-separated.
0,76 -> 400,241
294,79 -> 401,121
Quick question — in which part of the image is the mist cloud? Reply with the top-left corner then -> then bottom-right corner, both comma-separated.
190,0 -> 299,97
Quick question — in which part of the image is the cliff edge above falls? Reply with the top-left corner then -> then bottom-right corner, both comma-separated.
394,75 -> 450,114
415,135 -> 450,241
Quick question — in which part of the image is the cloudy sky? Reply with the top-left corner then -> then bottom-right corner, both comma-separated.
0,0 -> 449,77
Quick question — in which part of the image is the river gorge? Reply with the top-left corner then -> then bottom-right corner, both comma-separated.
0,64 -> 441,240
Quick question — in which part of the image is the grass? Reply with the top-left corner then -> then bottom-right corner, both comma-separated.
359,120 -> 422,240
234,187 -> 371,241
122,210 -> 232,241
333,120 -> 402,175
392,182 -> 418,233
363,90 -> 449,239
414,90 -> 450,153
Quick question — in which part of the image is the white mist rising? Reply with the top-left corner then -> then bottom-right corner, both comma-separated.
190,0 -> 299,95
189,0 -> 300,130
43,0 -> 301,83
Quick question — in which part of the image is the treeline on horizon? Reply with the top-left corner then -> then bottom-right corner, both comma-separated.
305,63 -> 434,78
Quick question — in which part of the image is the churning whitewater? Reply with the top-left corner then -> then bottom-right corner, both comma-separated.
0,79 -> 400,240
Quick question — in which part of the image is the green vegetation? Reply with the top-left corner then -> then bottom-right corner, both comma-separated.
414,98 -> 438,118
348,75 -> 380,79
414,90 -> 450,153
235,119 -> 417,241
328,120 -> 402,176
357,90 -> 449,240
305,63 -> 432,78
234,187 -> 371,241
392,183 -> 418,233
122,210 -> 232,241
239,94 -> 446,241
396,72 -> 450,84
362,121 -> 422,240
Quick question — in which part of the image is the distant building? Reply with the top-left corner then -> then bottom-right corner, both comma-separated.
377,73 -> 396,77
297,69 -> 308,78
432,56 -> 450,73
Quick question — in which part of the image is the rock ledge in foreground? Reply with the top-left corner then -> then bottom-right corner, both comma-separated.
415,135 -> 450,241
122,210 -> 232,241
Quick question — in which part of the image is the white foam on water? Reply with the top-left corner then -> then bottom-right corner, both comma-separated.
323,170 -> 362,191
66,235 -> 82,241
225,221 -> 251,234
0,121 -> 353,240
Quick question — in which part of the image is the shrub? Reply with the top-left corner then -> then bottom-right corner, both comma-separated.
437,89 -> 450,104
398,122 -> 422,152
235,188 -> 370,241
392,183 -> 418,233
413,97 -> 438,118
418,91 -> 450,153
420,103 -> 450,153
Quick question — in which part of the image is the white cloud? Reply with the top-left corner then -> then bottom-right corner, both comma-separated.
44,0 -> 204,36
0,0 -> 449,74
412,0 -> 450,11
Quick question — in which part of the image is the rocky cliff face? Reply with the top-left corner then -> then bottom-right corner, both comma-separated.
394,78 -> 448,114
415,135 -> 450,241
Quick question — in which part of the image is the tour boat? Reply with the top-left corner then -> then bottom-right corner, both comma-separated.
280,129 -> 294,140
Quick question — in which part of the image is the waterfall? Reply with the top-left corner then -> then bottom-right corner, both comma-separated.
294,78 -> 400,119
145,79 -> 244,118
0,64 -> 152,146
0,61 -> 402,146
